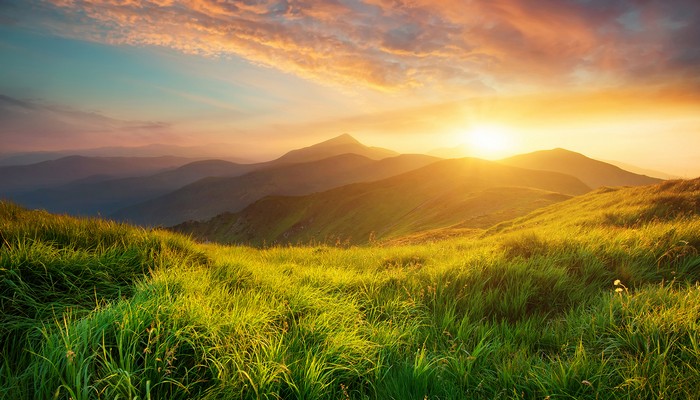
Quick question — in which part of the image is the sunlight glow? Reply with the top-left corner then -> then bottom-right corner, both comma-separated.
464,124 -> 515,158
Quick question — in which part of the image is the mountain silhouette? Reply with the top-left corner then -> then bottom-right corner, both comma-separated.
272,134 -> 398,165
172,157 -> 590,245
11,159 -> 257,216
0,155 -> 194,193
113,153 -> 438,226
499,148 -> 661,188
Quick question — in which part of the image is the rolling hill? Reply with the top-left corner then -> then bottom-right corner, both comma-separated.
113,153 -> 439,226
0,143 -> 250,166
602,159 -> 679,180
2,176 -> 699,399
499,148 -> 661,188
488,176 -> 700,235
0,155 -> 195,193
10,159 -> 258,216
172,157 -> 591,245
3,134 -> 402,218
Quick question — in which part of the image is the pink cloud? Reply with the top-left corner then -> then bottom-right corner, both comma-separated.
0,95 -> 179,151
39,0 -> 700,92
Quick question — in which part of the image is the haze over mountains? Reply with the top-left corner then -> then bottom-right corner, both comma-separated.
113,153 -> 439,226
273,133 -> 398,164
1,134 -> 666,245
500,148 -> 662,188
11,160 -> 259,216
0,143 -> 250,166
173,158 -> 588,245
0,156 -> 195,193
9,134 -> 401,217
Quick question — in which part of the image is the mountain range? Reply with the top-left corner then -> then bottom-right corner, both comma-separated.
1,134 -> 665,244
0,155 -> 195,193
172,157 -> 589,245
499,148 -> 661,188
0,143 -> 250,166
113,153 -> 439,226
273,133 -> 398,164
4,134 -> 403,217
10,159 -> 257,216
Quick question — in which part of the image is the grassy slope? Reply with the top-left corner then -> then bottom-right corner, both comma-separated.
177,186 -> 572,246
1,178 -> 700,399
499,148 -> 661,188
172,158 -> 588,245
114,154 -> 438,226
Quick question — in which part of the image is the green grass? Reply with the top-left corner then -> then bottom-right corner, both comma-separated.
1,178 -> 699,399
171,157 -> 590,246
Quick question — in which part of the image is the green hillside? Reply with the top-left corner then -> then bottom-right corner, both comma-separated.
114,153 -> 438,226
499,148 -> 661,188
2,177 -> 700,399
172,157 -> 589,245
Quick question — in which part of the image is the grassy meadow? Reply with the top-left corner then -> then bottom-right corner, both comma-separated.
1,178 -> 699,399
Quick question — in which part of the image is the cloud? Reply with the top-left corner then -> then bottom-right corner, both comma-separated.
7,0 -> 700,92
257,84 -> 700,144
0,94 -> 178,151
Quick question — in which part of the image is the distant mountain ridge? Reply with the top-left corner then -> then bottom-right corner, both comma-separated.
11,159 -> 258,216
0,155 -> 195,193
0,143 -> 249,166
3,134 -> 400,217
499,148 -> 661,188
2,136 -> 667,234
273,134 -> 398,164
601,159 -> 679,180
113,153 -> 439,226
171,157 -> 591,245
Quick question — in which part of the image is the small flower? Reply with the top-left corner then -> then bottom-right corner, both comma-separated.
66,350 -> 76,364
614,279 -> 621,286
615,288 -> 623,293
582,380 -> 592,386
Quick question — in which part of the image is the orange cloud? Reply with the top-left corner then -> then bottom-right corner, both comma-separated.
38,0 -> 700,92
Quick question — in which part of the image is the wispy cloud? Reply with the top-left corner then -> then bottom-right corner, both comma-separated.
8,0 -> 695,92
0,94 -> 178,151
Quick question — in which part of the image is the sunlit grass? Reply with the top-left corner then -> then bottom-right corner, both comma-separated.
1,178 -> 699,398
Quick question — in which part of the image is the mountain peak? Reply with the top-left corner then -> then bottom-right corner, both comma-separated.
550,147 -> 575,153
524,148 -> 583,157
549,148 -> 586,156
317,133 -> 361,147
272,133 -> 397,165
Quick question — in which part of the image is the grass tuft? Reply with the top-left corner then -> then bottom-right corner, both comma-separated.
2,178 -> 700,399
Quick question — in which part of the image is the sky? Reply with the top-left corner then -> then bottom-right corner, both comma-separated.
1,0 -> 699,176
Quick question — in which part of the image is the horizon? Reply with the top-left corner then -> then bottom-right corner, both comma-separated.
1,1 -> 700,177
0,134 -> 688,180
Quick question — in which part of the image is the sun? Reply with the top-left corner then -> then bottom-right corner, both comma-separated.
464,124 -> 514,158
